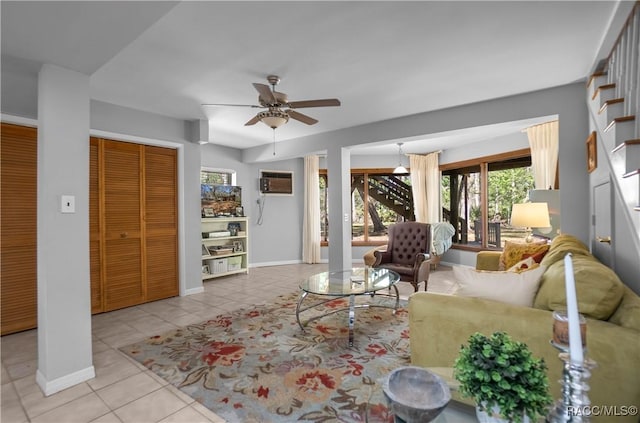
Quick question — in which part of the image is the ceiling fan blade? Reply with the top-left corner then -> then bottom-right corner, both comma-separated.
287,99 -> 341,109
244,115 -> 261,126
288,110 -> 318,125
201,103 -> 262,108
252,83 -> 276,104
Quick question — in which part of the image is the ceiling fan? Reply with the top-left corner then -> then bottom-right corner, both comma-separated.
202,75 -> 341,129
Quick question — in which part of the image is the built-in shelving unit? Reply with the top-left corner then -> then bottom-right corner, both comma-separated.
201,217 -> 248,281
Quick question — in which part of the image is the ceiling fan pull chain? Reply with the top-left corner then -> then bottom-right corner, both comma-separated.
273,129 -> 276,156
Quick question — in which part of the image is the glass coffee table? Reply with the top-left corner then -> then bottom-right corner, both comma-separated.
296,267 -> 400,347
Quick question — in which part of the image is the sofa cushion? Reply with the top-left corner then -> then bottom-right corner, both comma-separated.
608,286 -> 640,332
533,254 -> 624,320
540,234 -> 591,268
453,265 -> 546,307
499,240 -> 549,270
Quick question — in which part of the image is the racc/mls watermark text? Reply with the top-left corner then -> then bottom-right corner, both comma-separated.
568,405 -> 638,417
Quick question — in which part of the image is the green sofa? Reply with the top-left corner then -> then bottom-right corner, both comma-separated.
408,235 -> 640,422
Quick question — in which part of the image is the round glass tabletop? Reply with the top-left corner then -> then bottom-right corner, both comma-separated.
300,267 -> 400,296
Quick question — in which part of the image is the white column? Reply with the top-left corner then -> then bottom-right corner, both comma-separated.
326,146 -> 352,272
36,64 -> 94,396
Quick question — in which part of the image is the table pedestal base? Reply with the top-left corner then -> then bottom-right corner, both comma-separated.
296,285 -> 400,347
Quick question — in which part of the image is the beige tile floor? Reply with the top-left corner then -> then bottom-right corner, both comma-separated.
1,264 -> 456,423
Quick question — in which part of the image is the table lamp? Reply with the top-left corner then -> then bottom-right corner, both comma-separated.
510,202 -> 551,243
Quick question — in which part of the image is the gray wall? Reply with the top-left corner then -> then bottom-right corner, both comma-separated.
1,55 -> 39,119
0,60 -> 593,275
243,83 -> 590,245
36,64 -> 94,394
201,145 -> 305,266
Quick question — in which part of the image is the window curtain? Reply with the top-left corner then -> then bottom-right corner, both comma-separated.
526,120 -> 559,189
303,155 -> 321,263
409,152 -> 440,223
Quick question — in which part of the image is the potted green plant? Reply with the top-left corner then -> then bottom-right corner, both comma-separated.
453,331 -> 553,423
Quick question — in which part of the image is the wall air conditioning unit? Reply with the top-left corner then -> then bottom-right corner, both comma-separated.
259,170 -> 293,195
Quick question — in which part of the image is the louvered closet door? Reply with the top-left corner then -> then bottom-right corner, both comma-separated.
1,123 -> 37,335
102,140 -> 145,311
144,146 -> 178,301
89,138 -> 103,313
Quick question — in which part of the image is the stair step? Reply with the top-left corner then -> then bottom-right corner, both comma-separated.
587,72 -> 609,99
597,98 -> 625,131
598,98 -> 624,114
592,83 -> 616,108
602,116 -> 637,152
611,140 -> 640,175
605,115 -> 635,132
612,139 -> 640,154
587,71 -> 607,89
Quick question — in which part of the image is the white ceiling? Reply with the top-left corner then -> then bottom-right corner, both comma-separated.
1,1 -> 622,155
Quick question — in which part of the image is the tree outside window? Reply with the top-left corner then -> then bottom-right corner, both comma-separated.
201,170 -> 233,185
441,151 -> 534,249
320,170 -> 414,245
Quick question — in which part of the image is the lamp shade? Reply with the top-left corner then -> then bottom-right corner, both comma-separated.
393,165 -> 408,174
393,142 -> 408,174
510,202 -> 551,228
257,110 -> 289,129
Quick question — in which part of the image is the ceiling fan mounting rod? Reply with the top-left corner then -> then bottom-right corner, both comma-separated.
267,75 -> 280,90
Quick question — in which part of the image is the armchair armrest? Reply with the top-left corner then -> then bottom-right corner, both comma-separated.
414,252 -> 431,285
373,249 -> 391,267
476,251 -> 501,270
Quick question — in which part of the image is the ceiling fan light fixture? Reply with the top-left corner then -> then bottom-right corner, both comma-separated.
258,109 -> 289,129
393,142 -> 408,174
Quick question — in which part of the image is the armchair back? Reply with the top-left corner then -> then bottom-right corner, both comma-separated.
385,222 -> 431,265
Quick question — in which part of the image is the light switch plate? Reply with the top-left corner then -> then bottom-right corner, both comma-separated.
61,195 -> 75,213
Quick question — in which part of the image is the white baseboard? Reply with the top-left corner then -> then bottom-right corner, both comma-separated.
249,259 -> 303,268
184,286 -> 205,296
36,366 -> 95,396
250,259 -> 368,267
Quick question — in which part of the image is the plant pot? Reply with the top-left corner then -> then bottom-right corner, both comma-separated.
475,403 -> 530,423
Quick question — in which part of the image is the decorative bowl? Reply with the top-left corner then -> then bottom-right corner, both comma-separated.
382,366 -> 451,423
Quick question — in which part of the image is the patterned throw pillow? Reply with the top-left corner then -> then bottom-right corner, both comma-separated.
499,240 -> 549,271
507,256 -> 539,273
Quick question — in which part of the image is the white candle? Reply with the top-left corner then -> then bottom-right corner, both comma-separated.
564,253 -> 584,364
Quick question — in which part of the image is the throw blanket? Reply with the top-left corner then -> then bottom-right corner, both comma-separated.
431,222 -> 455,255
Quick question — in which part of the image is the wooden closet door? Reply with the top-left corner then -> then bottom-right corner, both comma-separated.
1,123 -> 37,335
89,138 -> 103,313
102,140 -> 144,311
144,146 -> 178,301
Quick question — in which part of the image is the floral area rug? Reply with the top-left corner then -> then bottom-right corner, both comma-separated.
120,291 -> 410,422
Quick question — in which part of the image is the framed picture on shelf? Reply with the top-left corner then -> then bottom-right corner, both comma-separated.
233,240 -> 244,252
235,206 -> 244,217
202,264 -> 210,275
227,222 -> 241,236
202,207 -> 215,218
586,131 -> 597,173
202,244 -> 210,256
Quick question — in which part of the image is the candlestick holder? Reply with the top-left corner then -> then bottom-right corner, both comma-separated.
546,347 -> 597,423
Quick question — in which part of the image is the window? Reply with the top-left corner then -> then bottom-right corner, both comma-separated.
201,168 -> 234,185
320,169 -> 414,245
320,173 -> 329,242
441,149 -> 534,249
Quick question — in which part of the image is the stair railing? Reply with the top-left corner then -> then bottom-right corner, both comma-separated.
605,3 -> 640,135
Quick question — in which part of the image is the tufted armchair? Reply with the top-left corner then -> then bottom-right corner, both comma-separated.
372,222 -> 431,292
